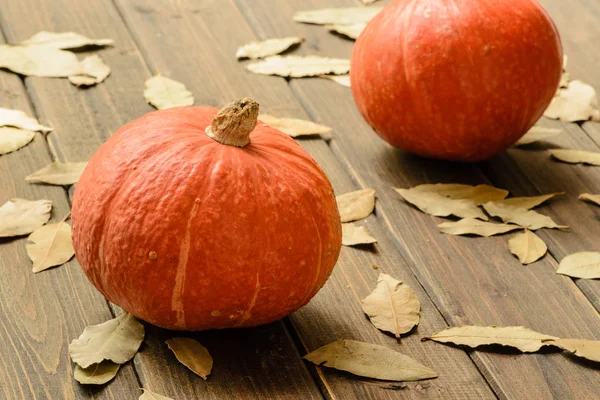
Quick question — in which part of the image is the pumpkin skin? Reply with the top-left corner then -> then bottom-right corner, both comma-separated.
71,100 -> 342,331
350,0 -> 563,162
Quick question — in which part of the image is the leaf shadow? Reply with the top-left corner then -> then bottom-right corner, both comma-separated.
561,353 -> 600,370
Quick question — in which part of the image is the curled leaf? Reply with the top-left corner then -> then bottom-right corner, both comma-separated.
74,361 -> 120,385
0,107 -> 52,132
166,338 -> 213,380
508,229 -> 547,265
144,75 -> 194,110
304,340 -> 437,381
579,193 -> 600,207
395,188 -> 488,220
259,114 -> 332,138
26,161 -> 87,186
336,188 -> 376,222
557,252 -> 600,279
236,37 -> 304,60
550,149 -> 600,166
326,23 -> 366,40
0,44 -> 82,77
20,31 -> 113,50
247,55 -> 350,78
438,218 -> 520,237
293,7 -> 382,25
27,217 -> 74,273
544,80 -> 600,122
483,202 -> 568,230
342,223 -> 377,246
514,127 -> 561,146
0,127 -> 35,155
0,198 -> 52,238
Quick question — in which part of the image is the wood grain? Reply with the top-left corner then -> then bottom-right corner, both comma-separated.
234,0 -> 600,399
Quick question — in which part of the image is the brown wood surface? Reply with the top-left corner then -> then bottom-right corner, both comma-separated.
1,0 -> 600,399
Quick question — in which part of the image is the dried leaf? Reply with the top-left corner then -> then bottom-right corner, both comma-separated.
342,223 -> 377,246
247,55 -> 350,78
546,338 -> 600,363
166,338 -> 213,380
0,107 -> 52,132
544,80 -> 600,122
74,361 -> 120,385
336,188 -> 376,222
395,188 -> 488,220
362,273 -> 420,338
514,127 -> 561,146
293,7 -> 382,25
326,23 -> 366,40
27,218 -> 74,273
139,388 -> 174,400
579,193 -> 600,207
550,149 -> 600,166
0,44 -> 82,77
319,74 -> 350,87
26,161 -> 87,186
236,37 -> 304,60
412,183 -> 508,205
425,326 -> 557,352
68,55 -> 110,86
438,218 -> 520,237
483,202 -> 568,230
259,114 -> 332,138
304,340 -> 437,381
20,31 -> 113,50
0,198 -> 52,238
0,127 -> 35,155
560,56 -> 570,88
508,229 -> 547,264
496,193 -> 563,210
144,75 -> 194,110
556,252 -> 600,279
69,313 -> 145,369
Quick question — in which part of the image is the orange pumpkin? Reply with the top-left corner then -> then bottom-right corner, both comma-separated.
72,98 -> 342,331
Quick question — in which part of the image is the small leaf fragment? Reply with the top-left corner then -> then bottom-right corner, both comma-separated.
259,114 -> 332,138
514,127 -> 562,146
69,313 -> 145,369
326,23 -> 366,40
508,229 -> 547,264
557,252 -> 600,279
26,161 -> 87,186
0,107 -> 52,132
0,198 -> 52,238
27,218 -> 75,273
74,361 -> 120,385
0,127 -> 35,155
144,75 -> 194,110
139,388 -> 174,400
247,55 -> 350,78
319,74 -> 350,87
361,273 -> 420,338
579,193 -> 600,207
560,56 -> 570,88
0,44 -> 83,77
438,218 -> 520,237
550,149 -> 600,166
546,338 -> 600,363
483,202 -> 567,230
412,183 -> 508,205
166,337 -> 213,380
544,80 -> 600,122
496,193 -> 563,210
293,7 -> 383,25
342,223 -> 377,246
236,37 -> 304,60
68,55 -> 110,86
336,188 -> 376,222
304,340 -> 437,381
395,188 -> 488,220
20,31 -> 114,50
425,326 -> 557,353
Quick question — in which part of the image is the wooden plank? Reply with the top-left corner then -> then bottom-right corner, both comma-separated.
0,35 -> 140,399
0,1 -> 325,399
109,0 -> 496,399
234,0 -> 600,399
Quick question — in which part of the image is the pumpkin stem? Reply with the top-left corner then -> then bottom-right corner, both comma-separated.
205,98 -> 259,147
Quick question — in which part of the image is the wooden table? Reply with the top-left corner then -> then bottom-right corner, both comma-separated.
1,0 -> 599,398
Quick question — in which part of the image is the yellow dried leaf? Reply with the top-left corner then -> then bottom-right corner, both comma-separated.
514,127 -> 561,146
0,107 -> 52,132
0,198 -> 52,238
412,183 -> 508,205
550,149 -> 600,166
483,202 -> 567,230
247,55 -> 350,78
544,80 -> 600,122
579,193 -> 600,207
361,273 -> 420,338
546,338 -> 600,363
166,338 -> 213,380
293,7 -> 382,25
20,31 -> 113,50
236,37 -> 304,60
557,252 -> 600,279
27,218 -> 74,273
0,127 -> 35,155
326,23 -> 366,40
0,44 -> 83,77
139,388 -> 174,400
496,193 -> 563,210
68,55 -> 110,87
144,75 -> 194,110
508,229 -> 547,264
259,114 -> 332,138
319,74 -> 350,87
395,188 -> 488,220
26,161 -> 87,186
304,340 -> 436,381
438,218 -> 520,237
74,361 -> 120,385
342,223 -> 377,246
336,188 -> 376,222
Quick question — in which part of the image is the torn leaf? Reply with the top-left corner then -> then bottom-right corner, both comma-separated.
550,149 -> 600,166
74,361 -> 120,385
557,252 -> 600,279
336,188 -> 376,222
395,188 -> 488,220
412,183 -> 508,205
247,55 -> 350,78
483,202 -> 568,230
26,161 -> 87,186
259,114 -> 332,138
144,75 -> 194,110
68,55 -> 110,86
20,31 -> 114,50
0,107 -> 52,132
342,223 -> 377,246
326,23 -> 366,40
438,218 -> 520,237
293,7 -> 383,25
508,229 -> 547,264
0,127 -> 35,155
27,217 -> 74,273
514,127 -> 561,146
166,338 -> 213,380
236,37 -> 304,60
0,198 -> 52,238
0,44 -> 82,77
579,193 -> 600,207
496,193 -> 563,210
544,80 -> 600,122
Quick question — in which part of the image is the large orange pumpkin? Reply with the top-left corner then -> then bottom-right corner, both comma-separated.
72,98 -> 342,331
351,0 -> 563,162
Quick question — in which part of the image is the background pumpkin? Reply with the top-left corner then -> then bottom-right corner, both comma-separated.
72,98 -> 342,331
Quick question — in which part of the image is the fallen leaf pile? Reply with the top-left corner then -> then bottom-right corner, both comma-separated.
336,188 -> 377,246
